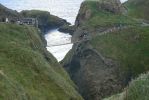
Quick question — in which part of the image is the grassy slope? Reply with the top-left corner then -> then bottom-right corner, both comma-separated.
64,1 -> 149,79
81,1 -> 139,28
0,23 -> 82,100
125,0 -> 149,20
91,26 -> 149,80
87,1 -> 149,99
20,10 -> 68,29
103,72 -> 149,100
79,1 -> 149,78
0,4 -> 21,20
62,0 -> 149,99
73,0 -> 149,78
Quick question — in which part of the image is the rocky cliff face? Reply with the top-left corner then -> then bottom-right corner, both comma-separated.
0,3 -> 21,21
62,0 -> 149,100
21,10 -> 70,33
62,41 -> 123,100
75,1 -> 92,27
98,0 -> 124,14
75,0 -> 125,27
0,3 -> 69,32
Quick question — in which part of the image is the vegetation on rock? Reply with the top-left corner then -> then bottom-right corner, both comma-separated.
104,72 -> 149,100
125,0 -> 149,20
91,26 -> 149,83
62,0 -> 149,100
21,10 -> 70,33
0,3 -> 21,21
0,23 -> 83,100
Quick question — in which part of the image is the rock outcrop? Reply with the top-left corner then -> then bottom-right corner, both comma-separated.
0,3 -> 70,33
75,1 -> 92,27
98,0 -> 124,14
21,10 -> 70,33
0,3 -> 21,22
62,41 -> 123,100
75,0 -> 125,27
58,25 -> 76,35
62,0 -> 149,100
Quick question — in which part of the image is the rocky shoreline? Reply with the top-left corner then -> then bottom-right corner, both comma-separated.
58,25 -> 76,35
0,4 -> 70,34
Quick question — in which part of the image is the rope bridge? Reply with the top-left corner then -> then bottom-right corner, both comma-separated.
46,39 -> 86,47
47,42 -> 73,47
47,25 -> 147,47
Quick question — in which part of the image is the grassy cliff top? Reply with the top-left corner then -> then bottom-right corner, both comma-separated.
77,1 -> 140,29
104,72 -> 149,100
91,26 -> 149,80
20,10 -> 69,32
125,0 -> 149,20
21,10 -> 68,24
0,3 -> 21,19
0,23 -> 82,100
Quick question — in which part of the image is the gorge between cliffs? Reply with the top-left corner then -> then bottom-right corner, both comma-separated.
1,0 -> 149,100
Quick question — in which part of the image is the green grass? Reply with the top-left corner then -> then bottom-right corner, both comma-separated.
81,1 -> 140,28
21,10 -> 66,29
61,1 -> 149,99
0,23 -> 83,100
125,0 -> 149,20
90,26 -> 149,79
103,72 -> 149,100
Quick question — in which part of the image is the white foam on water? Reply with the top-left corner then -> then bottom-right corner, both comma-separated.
0,0 -> 127,61
45,29 -> 73,61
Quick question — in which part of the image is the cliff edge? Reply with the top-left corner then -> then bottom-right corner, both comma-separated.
0,4 -> 83,100
62,0 -> 149,100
